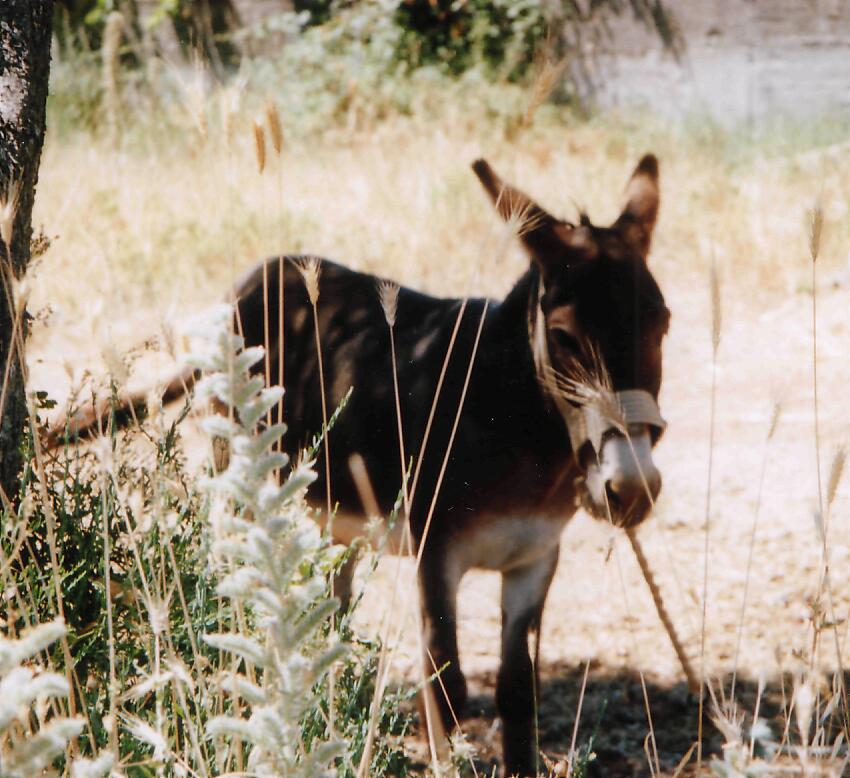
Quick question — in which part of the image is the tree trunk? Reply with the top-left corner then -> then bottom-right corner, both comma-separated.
0,0 -> 53,504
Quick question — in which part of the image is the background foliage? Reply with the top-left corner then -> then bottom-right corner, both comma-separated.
54,0 -> 679,88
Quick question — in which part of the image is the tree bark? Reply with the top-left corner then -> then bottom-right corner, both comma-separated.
0,1 -> 53,503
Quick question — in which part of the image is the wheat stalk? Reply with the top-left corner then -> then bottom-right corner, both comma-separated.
295,256 -> 336,736
0,178 -> 20,250
605,491 -> 661,775
809,201 -> 824,533
219,86 -> 241,151
378,280 -> 398,329
381,218 -> 526,775
0,183 -> 26,427
251,119 -> 266,175
730,402 -> 782,700
803,203 -> 850,740
24,399 -> 84,755
356,283 -> 402,778
277,257 -> 285,455
262,261 -> 272,426
102,12 -> 124,144
826,446 -> 846,512
523,53 -> 568,127
565,658 -> 591,776
265,100 -> 283,158
297,255 -> 320,307
698,253 -> 722,771
184,53 -> 208,142
358,279 -> 456,778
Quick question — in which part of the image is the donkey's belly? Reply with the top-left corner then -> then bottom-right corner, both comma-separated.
454,514 -> 570,573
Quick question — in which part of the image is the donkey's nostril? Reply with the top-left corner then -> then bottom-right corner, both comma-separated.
608,476 -> 640,509
604,480 -> 621,512
607,472 -> 657,519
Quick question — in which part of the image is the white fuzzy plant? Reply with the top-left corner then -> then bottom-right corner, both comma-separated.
187,304 -> 346,777
0,619 -> 113,778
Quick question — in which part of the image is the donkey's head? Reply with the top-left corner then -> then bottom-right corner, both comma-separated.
473,155 -> 670,528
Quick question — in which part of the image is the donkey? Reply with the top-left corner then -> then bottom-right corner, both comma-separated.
48,155 -> 669,777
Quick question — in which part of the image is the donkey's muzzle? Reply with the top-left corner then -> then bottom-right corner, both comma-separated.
604,453 -> 661,528
583,424 -> 662,527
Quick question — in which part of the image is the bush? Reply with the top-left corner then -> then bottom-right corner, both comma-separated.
48,0 -> 681,140
1,307 -> 412,776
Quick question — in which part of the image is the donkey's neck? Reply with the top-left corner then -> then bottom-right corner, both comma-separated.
497,266 -> 540,332
475,267 -> 569,447
486,266 -> 543,380
442,266 -> 578,513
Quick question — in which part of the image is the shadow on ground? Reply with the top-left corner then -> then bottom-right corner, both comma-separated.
408,663 -> 807,777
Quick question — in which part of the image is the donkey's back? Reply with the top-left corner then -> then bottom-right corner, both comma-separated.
232,256 -> 572,545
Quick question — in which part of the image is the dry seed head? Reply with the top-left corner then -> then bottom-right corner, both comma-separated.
378,280 -> 399,327
767,401 -> 782,441
145,595 -> 170,636
495,190 -> 536,241
709,257 -> 722,355
186,53 -> 208,141
252,119 -> 266,174
827,445 -> 846,510
159,318 -> 177,359
0,178 -> 21,249
18,492 -> 34,523
809,202 -> 824,263
709,697 -> 745,746
13,276 -> 30,317
548,346 -> 627,434
794,678 -> 815,747
91,436 -> 114,473
524,55 -> 567,127
515,209 -> 543,241
101,343 -> 129,385
265,100 -> 283,157
297,256 -> 321,305
219,86 -> 241,150
145,389 -> 163,427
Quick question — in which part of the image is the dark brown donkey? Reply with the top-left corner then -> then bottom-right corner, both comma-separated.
49,155 -> 670,777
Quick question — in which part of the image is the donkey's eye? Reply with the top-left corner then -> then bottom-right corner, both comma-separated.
549,327 -> 580,353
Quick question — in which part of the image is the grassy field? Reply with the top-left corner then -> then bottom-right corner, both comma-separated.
15,62 -> 850,775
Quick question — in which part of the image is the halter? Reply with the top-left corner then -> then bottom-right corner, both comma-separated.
530,277 -> 666,458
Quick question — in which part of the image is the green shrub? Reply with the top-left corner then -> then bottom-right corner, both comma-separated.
2,312 -> 413,776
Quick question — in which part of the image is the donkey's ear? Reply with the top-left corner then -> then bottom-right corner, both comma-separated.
615,154 -> 660,256
472,158 -> 572,279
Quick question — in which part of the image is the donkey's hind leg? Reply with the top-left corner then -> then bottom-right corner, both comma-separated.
497,548 -> 559,778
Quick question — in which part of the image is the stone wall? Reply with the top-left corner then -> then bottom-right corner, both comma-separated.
593,0 -> 850,123
137,0 -> 850,124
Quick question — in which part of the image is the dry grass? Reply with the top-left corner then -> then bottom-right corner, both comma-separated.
22,79 -> 850,774
29,107 -> 850,371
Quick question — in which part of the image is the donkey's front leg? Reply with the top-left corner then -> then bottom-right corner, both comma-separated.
498,549 -> 559,777
419,547 -> 467,735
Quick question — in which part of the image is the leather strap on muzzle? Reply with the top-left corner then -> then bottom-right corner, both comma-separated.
531,285 -> 666,456
565,388 -> 666,454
